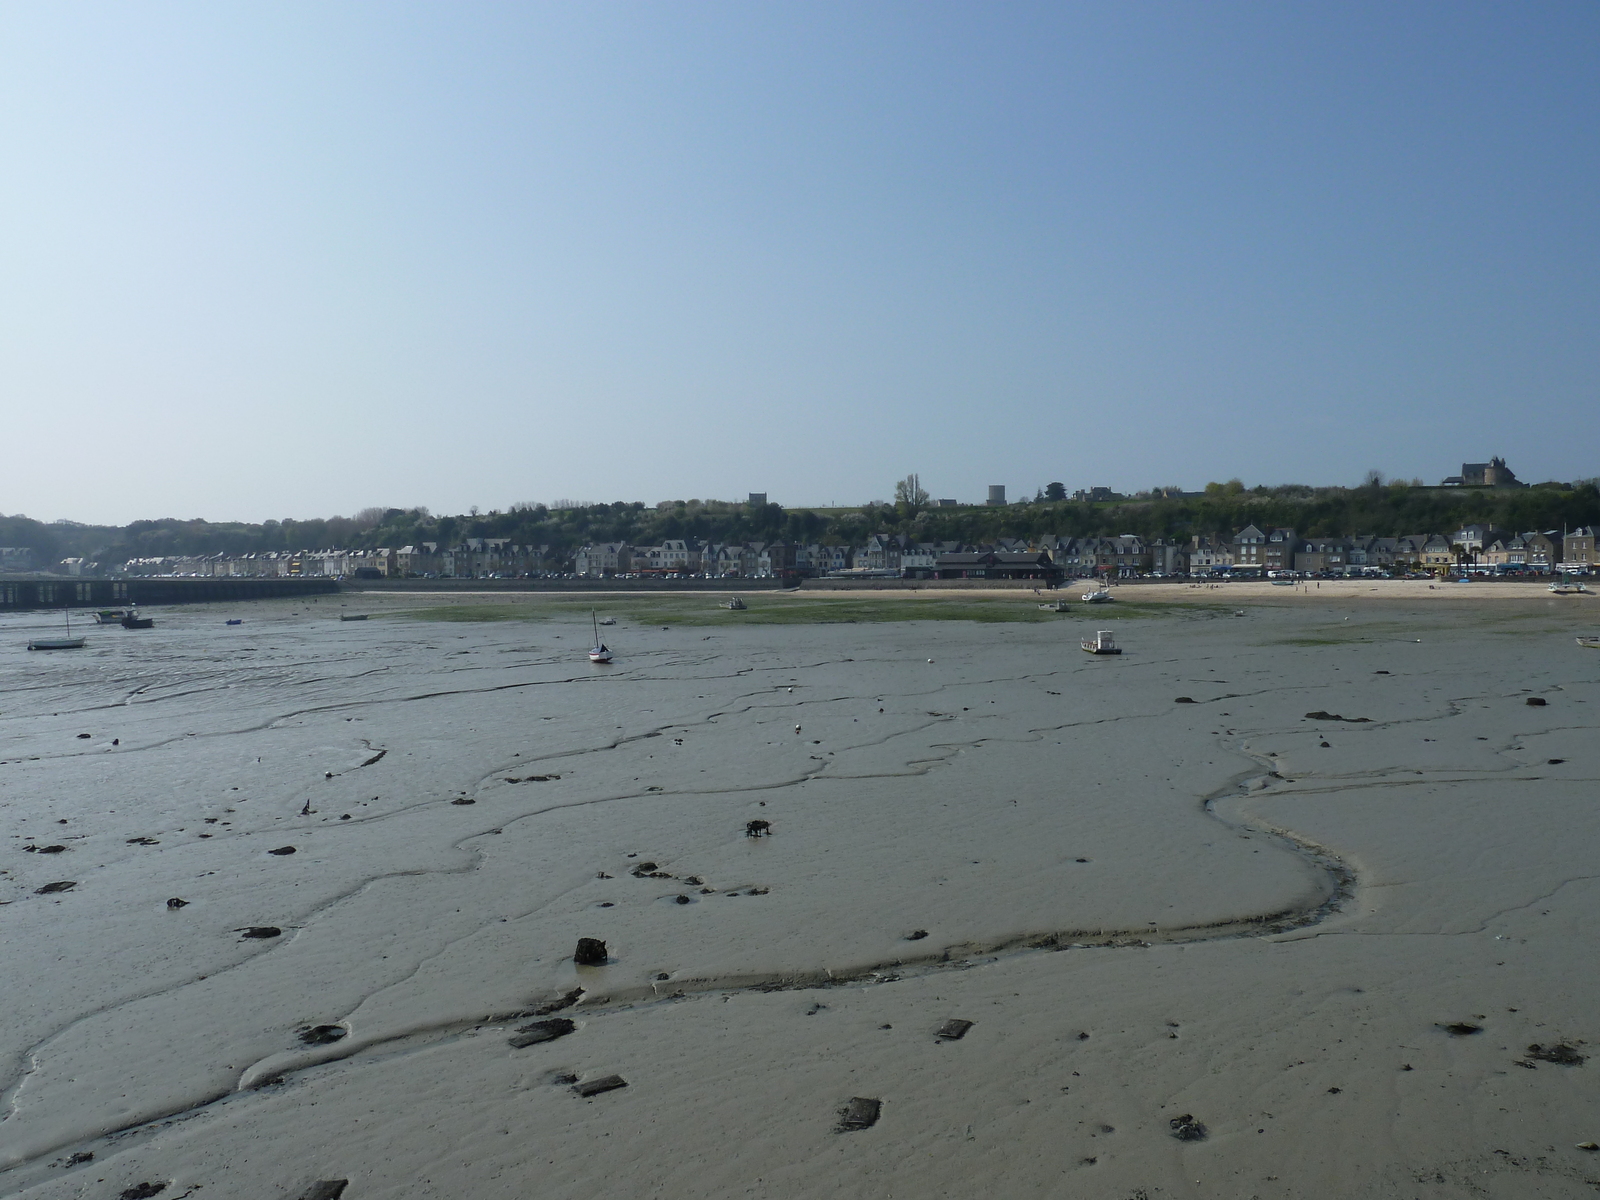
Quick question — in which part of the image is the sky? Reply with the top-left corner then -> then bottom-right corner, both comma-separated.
2,1 -> 1597,525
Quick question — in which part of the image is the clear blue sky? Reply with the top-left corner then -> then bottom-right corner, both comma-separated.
3,2 -> 1596,523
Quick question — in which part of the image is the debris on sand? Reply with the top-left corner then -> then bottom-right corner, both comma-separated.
533,988 -> 584,1016
574,937 -> 609,966
1577,1142 -> 1599,1152
240,926 -> 282,939
573,1074 -> 628,1097
127,837 -> 159,845
745,819 -> 771,837
27,845 -> 65,854
66,1152 -> 93,1164
936,1019 -> 974,1040
268,846 -> 297,856
450,797 -> 476,805
1168,1114 -> 1207,1141
35,881 -> 75,894
119,1185 -> 167,1199
296,1183 -> 349,1200
299,1025 -> 348,1045
166,897 -> 188,909
1304,711 -> 1371,723
1526,697 -> 1548,707
906,930 -> 929,941
838,1096 -> 882,1131
1527,1043 -> 1586,1065
1174,697 -> 1196,704
509,1017 -> 576,1048
1440,1022 -> 1482,1036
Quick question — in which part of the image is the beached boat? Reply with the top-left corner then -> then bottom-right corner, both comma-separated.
1038,600 -> 1071,612
1271,579 -> 1296,587
587,610 -> 612,663
121,611 -> 154,629
1578,636 -> 1600,650
29,609 -> 85,651
598,616 -> 616,625
92,609 -> 128,624
1081,588 -> 1112,603
226,619 -> 243,625
720,596 -> 747,610
1549,572 -> 1590,595
1081,629 -> 1122,655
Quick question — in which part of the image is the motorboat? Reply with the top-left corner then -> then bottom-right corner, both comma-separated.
1550,572 -> 1590,595
1037,599 -> 1071,612
1081,588 -> 1112,603
121,611 -> 154,629
588,610 -> 613,663
598,616 -> 616,626
1081,630 -> 1122,655
92,609 -> 128,624
29,609 -> 85,651
1578,636 -> 1600,650
720,596 -> 747,610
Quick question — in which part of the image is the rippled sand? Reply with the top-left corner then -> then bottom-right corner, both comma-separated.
1,588 -> 1596,1198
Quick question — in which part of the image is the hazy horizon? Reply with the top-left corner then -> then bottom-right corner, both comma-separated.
4,2 -> 1597,525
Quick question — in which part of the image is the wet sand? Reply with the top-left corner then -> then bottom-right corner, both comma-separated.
1,587 -> 1597,1198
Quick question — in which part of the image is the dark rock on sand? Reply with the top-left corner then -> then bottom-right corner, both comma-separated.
1527,1043 -> 1586,1065
66,1152 -> 93,1164
296,1183 -> 349,1200
268,846 -> 297,855
240,926 -> 282,939
35,881 -> 75,894
1441,1022 -> 1482,1036
906,930 -> 929,941
1169,1114 -> 1207,1141
33,845 -> 65,854
299,1025 -> 347,1045
1304,711 -> 1371,722
838,1097 -> 882,1131
746,819 -> 771,837
509,1017 -> 576,1048
674,894 -> 692,905
574,937 -> 609,966
450,797 -> 476,805
936,1019 -> 974,1040
1526,697 -> 1548,706
119,1185 -> 167,1199
533,987 -> 585,1015
1174,697 -> 1196,704
166,897 -> 188,909
573,1074 -> 628,1097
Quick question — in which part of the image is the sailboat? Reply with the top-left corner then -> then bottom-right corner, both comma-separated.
29,608 -> 86,651
587,610 -> 613,663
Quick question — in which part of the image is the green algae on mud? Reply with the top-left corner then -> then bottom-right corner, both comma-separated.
387,593 -> 1223,627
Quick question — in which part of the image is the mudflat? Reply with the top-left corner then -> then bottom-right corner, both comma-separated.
1,586 -> 1596,1198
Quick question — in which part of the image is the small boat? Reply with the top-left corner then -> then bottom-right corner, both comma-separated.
1081,588 -> 1112,603
720,597 -> 747,610
1550,572 -> 1590,595
1038,600 -> 1071,612
121,610 -> 154,629
1271,579 -> 1296,587
226,619 -> 243,626
1081,630 -> 1122,655
93,609 -> 128,624
598,616 -> 616,626
588,610 -> 612,663
339,614 -> 369,621
1578,636 -> 1600,650
29,608 -> 86,651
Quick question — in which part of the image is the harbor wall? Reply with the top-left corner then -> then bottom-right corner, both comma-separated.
0,576 -> 338,611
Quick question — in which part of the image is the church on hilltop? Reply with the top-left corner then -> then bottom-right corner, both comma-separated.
1442,457 -> 1523,488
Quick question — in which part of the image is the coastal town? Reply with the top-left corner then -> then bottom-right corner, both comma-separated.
94,522 -> 1599,583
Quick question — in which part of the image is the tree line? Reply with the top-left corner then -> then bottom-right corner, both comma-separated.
3,479 -> 1597,568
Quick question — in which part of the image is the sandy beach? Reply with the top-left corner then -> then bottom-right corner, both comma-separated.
1,583 -> 1597,1198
